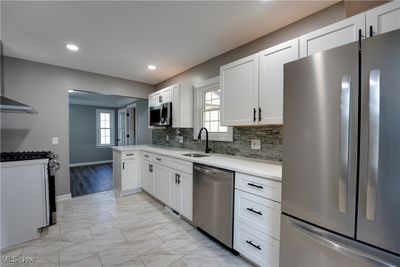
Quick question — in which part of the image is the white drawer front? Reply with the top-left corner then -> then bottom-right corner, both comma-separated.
234,220 -> 279,267
121,151 -> 137,160
142,152 -> 153,161
235,189 -> 281,240
235,172 -> 281,202
169,158 -> 193,175
152,154 -> 169,166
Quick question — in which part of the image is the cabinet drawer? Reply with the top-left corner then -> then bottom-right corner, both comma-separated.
234,220 -> 279,267
169,158 -> 193,175
235,172 -> 281,202
235,189 -> 281,240
121,151 -> 137,160
142,152 -> 153,161
152,154 -> 169,166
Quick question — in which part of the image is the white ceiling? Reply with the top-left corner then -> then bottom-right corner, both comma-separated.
69,90 -> 137,108
2,1 -> 337,85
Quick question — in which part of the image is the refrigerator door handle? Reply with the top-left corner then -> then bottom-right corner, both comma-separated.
339,74 -> 351,213
288,218 -> 398,267
366,69 -> 380,221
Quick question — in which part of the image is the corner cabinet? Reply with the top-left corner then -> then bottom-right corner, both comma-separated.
113,151 -> 140,196
366,1 -> 400,37
299,13 -> 365,58
220,39 -> 298,126
148,83 -> 193,128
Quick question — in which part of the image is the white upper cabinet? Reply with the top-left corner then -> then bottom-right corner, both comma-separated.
220,54 -> 259,126
149,83 -> 193,128
366,1 -> 400,37
259,38 -> 299,125
299,13 -> 365,58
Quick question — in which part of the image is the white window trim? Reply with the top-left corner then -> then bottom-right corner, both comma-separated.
193,76 -> 233,142
96,109 -> 115,147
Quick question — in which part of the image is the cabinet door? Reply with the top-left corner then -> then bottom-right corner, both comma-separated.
259,38 -> 299,125
142,161 -> 154,194
169,171 -> 179,211
121,159 -> 138,191
178,172 -> 193,221
299,13 -> 365,58
366,1 -> 400,37
220,54 -> 259,126
153,164 -> 170,204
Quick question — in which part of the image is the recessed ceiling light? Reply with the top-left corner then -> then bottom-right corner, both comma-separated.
66,44 -> 79,51
147,65 -> 156,70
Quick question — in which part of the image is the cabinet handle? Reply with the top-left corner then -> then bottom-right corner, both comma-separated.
258,107 -> 262,122
149,164 -> 153,173
369,25 -> 374,37
247,207 -> 262,216
126,153 -> 134,156
123,162 -> 125,170
144,155 -> 149,158
175,173 -> 178,184
253,108 -> 256,122
247,182 -> 263,189
156,157 -> 162,161
246,240 -> 261,250
177,174 -> 181,184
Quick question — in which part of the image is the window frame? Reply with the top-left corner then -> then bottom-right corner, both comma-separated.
193,76 -> 233,142
96,109 -> 115,147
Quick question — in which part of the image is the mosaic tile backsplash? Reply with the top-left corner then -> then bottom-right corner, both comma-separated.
152,126 -> 283,162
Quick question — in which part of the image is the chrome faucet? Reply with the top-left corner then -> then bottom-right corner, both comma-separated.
197,127 -> 212,154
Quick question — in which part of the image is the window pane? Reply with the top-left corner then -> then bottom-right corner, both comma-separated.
211,90 -> 220,99
105,136 -> 110,144
104,120 -> 110,128
211,98 -> 220,108
210,121 -> 219,132
205,100 -> 212,110
101,137 -> 106,144
203,111 -> 210,123
203,121 -> 210,131
104,113 -> 110,121
101,129 -> 106,137
205,92 -> 212,101
210,110 -> 219,121
100,120 -> 106,128
104,129 -> 110,137
100,113 -> 106,120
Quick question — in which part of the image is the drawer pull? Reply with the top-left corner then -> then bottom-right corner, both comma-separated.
156,157 -> 162,161
246,240 -> 261,250
247,183 -> 263,189
247,207 -> 262,216
126,153 -> 135,156
144,155 -> 149,158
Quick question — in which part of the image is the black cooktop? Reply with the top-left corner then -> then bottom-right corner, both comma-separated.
0,151 -> 53,162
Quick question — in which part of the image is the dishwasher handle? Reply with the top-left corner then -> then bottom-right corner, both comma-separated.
194,165 -> 233,178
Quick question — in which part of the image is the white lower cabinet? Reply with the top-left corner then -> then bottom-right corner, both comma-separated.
153,164 -> 170,204
142,160 -> 154,194
113,151 -> 140,196
168,169 -> 193,220
234,173 -> 282,267
234,220 -> 280,267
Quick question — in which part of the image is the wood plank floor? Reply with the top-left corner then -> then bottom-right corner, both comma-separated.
70,163 -> 113,198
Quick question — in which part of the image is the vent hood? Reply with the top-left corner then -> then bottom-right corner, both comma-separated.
0,41 -> 36,114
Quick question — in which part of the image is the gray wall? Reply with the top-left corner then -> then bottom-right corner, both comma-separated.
69,104 -> 118,164
1,57 -> 155,196
135,99 -> 152,145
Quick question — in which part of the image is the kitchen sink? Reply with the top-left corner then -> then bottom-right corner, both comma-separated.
181,153 -> 210,158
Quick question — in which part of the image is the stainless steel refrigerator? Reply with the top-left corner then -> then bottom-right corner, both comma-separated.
280,29 -> 400,266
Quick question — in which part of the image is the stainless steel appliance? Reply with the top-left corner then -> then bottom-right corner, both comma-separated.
280,30 -> 400,266
149,102 -> 172,127
193,163 -> 234,248
0,151 -> 60,225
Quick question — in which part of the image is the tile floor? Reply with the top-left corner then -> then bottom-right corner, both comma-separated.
1,191 -> 254,267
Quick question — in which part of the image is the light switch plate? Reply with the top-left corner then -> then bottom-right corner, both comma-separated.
166,135 -> 169,141
251,139 -> 261,150
52,137 -> 59,145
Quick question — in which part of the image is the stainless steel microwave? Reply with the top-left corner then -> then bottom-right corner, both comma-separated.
149,102 -> 172,127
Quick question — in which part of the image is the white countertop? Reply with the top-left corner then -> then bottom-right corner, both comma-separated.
112,145 -> 282,181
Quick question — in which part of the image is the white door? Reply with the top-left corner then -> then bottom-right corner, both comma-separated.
299,13 -> 365,58
142,160 -> 154,194
153,164 -> 169,204
259,38 -> 299,125
118,109 -> 127,146
366,1 -> 400,37
178,172 -> 193,221
169,171 -> 179,211
220,54 -> 259,126
121,159 -> 138,191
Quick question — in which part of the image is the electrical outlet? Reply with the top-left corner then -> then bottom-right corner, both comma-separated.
52,137 -> 59,145
251,139 -> 261,150
166,135 -> 169,141
177,136 -> 184,143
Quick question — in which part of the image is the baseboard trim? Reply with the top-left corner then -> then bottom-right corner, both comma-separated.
115,188 -> 142,197
56,193 -> 72,201
70,160 -> 112,167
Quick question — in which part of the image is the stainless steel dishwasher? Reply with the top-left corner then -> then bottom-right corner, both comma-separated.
193,163 -> 234,249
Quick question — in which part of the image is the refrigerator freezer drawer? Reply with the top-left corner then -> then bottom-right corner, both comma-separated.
234,220 -> 280,267
280,214 -> 400,267
234,189 -> 281,240
235,172 -> 281,202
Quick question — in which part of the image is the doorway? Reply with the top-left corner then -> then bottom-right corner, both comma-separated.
117,105 -> 136,146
